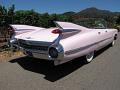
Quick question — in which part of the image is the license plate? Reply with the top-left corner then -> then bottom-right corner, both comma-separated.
26,51 -> 33,56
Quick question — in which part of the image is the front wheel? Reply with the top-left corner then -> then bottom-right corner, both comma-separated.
84,51 -> 94,63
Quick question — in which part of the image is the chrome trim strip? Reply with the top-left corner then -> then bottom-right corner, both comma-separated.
18,39 -> 52,46
15,29 -> 35,31
65,37 -> 113,55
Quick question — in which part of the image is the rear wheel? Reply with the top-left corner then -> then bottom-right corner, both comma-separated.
84,51 -> 94,63
112,40 -> 115,46
110,40 -> 115,47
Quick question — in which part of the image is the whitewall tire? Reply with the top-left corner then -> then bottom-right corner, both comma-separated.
110,40 -> 115,47
85,51 -> 94,63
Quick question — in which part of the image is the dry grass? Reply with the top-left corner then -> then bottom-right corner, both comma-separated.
0,50 -> 24,62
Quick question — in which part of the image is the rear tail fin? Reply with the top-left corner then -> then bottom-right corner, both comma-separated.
54,21 -> 87,30
9,24 -> 45,37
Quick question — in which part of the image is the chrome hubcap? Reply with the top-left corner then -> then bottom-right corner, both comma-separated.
86,52 -> 94,62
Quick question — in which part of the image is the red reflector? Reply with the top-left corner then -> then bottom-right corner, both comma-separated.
52,29 -> 62,34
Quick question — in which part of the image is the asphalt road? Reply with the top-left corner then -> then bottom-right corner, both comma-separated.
0,33 -> 120,90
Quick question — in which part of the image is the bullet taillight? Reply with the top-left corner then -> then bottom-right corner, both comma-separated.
52,29 -> 62,34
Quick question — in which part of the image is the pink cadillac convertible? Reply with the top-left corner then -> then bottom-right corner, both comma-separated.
9,21 -> 118,65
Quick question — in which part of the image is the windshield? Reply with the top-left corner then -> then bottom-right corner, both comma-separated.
74,18 -> 107,29
94,20 -> 106,29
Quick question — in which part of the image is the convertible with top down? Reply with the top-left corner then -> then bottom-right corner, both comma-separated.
9,21 -> 118,65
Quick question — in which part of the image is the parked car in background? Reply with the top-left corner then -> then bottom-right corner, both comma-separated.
9,21 -> 118,65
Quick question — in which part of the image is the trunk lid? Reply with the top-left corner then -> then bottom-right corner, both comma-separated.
15,28 -> 59,42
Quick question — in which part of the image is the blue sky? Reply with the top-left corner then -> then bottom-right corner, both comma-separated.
1,0 -> 120,13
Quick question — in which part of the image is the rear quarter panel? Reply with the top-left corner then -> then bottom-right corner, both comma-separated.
60,30 -> 99,60
60,28 -> 118,61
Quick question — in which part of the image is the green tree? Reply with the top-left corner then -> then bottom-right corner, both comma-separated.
14,10 -> 41,26
0,5 -> 8,26
7,4 -> 15,24
0,4 -> 15,40
40,13 -> 50,27
116,15 -> 120,25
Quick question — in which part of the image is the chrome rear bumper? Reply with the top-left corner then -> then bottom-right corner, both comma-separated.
12,44 -> 64,61
10,38 -> 64,65
23,49 -> 52,60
